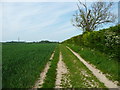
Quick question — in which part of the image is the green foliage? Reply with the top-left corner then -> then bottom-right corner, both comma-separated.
0,43 -> 2,89
60,45 -> 106,88
63,24 -> 120,61
2,43 -> 57,88
68,44 -> 119,83
42,45 -> 59,88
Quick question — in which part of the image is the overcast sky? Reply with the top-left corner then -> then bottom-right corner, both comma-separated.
0,1 -> 118,42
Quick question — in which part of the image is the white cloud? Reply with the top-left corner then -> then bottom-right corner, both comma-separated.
1,2 -> 118,42
2,2 -> 78,41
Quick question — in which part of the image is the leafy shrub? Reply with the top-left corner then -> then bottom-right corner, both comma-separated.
63,24 -> 120,61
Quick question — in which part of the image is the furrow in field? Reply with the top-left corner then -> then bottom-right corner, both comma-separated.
34,51 -> 55,88
55,52 -> 71,88
66,46 -> 118,89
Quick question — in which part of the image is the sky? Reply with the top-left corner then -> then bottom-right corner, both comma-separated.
0,1 -> 118,42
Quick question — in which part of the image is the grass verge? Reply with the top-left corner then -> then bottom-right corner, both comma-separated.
67,44 -> 119,85
42,45 -> 59,88
60,44 -> 106,88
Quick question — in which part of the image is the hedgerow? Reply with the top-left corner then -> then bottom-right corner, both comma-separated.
63,24 -> 120,61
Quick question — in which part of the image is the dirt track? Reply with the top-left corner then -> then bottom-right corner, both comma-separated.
55,52 -> 71,88
33,46 -> 119,89
67,46 -> 118,89
34,52 -> 55,88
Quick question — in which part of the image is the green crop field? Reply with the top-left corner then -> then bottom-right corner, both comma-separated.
0,43 -> 2,89
42,45 -> 60,88
2,1 -> 119,89
2,43 -> 119,88
2,43 -> 57,88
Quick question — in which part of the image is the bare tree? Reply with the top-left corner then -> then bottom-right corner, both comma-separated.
72,1 -> 116,32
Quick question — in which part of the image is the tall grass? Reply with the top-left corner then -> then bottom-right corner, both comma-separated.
67,44 -> 119,84
42,45 -> 59,88
60,45 -> 105,88
2,43 -> 57,88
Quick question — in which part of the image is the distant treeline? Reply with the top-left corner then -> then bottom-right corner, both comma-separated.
3,40 -> 59,44
63,24 -> 120,61
39,40 -> 59,43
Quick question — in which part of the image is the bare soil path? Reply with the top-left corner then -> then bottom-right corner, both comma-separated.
34,51 -> 55,88
55,52 -> 71,88
67,46 -> 118,89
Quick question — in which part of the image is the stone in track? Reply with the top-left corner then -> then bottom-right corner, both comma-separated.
67,46 -> 119,89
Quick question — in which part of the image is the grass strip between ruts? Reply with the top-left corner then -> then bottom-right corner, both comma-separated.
42,45 -> 60,88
